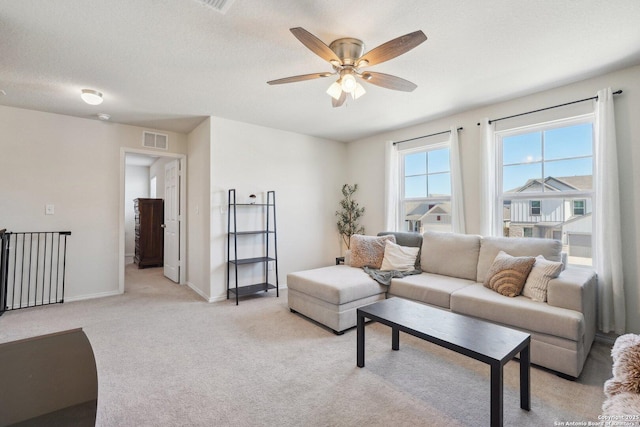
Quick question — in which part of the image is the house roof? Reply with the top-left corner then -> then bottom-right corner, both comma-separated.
507,175 -> 592,193
1,1 -> 639,141
406,201 -> 450,221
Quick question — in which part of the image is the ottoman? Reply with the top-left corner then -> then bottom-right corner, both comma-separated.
287,264 -> 386,334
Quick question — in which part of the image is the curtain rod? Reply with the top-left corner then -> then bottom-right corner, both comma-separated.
393,127 -> 463,146
478,89 -> 622,126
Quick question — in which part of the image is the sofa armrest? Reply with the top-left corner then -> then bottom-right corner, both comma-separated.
547,266 -> 596,313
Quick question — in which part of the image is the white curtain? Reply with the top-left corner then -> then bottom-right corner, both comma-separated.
384,140 -> 399,231
479,118 -> 497,237
594,87 -> 625,334
449,127 -> 466,233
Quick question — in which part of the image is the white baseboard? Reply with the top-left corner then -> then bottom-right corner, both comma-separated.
186,282 -> 285,303
64,289 -> 122,303
186,281 -> 218,303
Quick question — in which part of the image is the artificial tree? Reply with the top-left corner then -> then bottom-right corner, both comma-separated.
336,183 -> 365,249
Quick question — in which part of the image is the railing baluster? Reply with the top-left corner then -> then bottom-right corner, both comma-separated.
0,231 -> 71,312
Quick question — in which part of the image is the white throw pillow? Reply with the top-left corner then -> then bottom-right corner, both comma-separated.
522,255 -> 563,302
380,240 -> 420,271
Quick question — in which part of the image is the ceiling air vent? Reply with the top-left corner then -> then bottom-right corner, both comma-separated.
143,131 -> 168,150
195,0 -> 236,14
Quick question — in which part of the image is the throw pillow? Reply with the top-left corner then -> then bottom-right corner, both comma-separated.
522,255 -> 563,302
349,234 -> 396,269
483,251 -> 535,297
380,240 -> 420,272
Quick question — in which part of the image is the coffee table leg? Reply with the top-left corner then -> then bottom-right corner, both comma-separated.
520,343 -> 531,411
392,326 -> 399,351
357,310 -> 365,368
490,362 -> 503,427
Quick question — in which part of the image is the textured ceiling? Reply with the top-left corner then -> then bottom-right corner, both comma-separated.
1,0 -> 640,142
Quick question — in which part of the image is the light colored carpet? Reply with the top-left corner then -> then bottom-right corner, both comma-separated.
0,265 -> 612,426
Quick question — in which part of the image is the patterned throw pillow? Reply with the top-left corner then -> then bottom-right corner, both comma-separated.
349,234 -> 396,269
522,255 -> 563,302
483,251 -> 535,297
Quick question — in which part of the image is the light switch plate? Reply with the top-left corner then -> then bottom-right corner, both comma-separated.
45,204 -> 55,215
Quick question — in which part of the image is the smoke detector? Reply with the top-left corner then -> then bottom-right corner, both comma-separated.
195,0 -> 236,14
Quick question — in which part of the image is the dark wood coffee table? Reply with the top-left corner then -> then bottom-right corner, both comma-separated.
357,297 -> 530,427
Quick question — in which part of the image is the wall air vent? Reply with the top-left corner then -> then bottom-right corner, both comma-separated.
194,0 -> 236,14
143,131 -> 168,150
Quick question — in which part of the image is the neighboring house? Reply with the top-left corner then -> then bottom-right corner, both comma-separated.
505,175 -> 592,257
405,201 -> 452,233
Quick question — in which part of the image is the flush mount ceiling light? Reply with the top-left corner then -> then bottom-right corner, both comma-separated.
81,89 -> 103,105
268,28 -> 427,107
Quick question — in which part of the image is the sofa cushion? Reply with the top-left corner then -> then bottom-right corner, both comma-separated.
522,255 -> 563,302
380,240 -> 420,271
476,236 -> 562,283
421,231 -> 481,281
286,265 -> 386,305
388,272 -> 474,309
378,232 -> 423,269
350,234 -> 396,269
483,251 -> 535,297
450,284 -> 584,342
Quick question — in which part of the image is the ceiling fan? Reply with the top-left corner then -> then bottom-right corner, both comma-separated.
267,27 -> 427,107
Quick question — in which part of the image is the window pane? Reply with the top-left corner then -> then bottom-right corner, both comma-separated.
405,176 -> 426,198
428,172 -> 451,196
405,152 -> 426,176
544,158 -> 593,189
502,197 -> 592,266
503,132 -> 542,165
544,123 -> 593,160
427,148 -> 450,173
503,163 -> 542,192
401,201 -> 452,233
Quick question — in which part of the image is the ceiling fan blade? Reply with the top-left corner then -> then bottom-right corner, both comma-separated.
357,30 -> 427,67
332,91 -> 347,108
267,72 -> 333,85
290,27 -> 342,64
360,72 -> 418,92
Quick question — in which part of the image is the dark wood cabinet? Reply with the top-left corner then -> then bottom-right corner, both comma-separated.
134,198 -> 164,268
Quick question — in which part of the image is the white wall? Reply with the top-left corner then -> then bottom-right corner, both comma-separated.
124,165 -> 150,262
209,117 -> 347,301
186,118 -> 211,300
347,64 -> 640,333
0,105 -> 187,300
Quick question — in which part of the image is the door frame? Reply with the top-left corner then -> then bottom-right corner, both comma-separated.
118,147 -> 187,293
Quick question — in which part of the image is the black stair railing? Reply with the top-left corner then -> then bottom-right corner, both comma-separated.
0,230 -> 71,315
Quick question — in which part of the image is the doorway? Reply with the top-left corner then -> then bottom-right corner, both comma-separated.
118,148 -> 187,294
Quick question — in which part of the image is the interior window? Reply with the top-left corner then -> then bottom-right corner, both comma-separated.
498,118 -> 593,266
399,144 -> 451,233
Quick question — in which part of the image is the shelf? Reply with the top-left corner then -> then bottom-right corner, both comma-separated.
229,256 -> 275,265
229,230 -> 275,235
227,189 -> 279,305
228,283 -> 276,296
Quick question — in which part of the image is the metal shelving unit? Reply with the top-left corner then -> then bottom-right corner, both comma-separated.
226,189 -> 279,305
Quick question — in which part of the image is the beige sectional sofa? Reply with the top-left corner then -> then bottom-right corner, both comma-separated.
287,231 -> 597,378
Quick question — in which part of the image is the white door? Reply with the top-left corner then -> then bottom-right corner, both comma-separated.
163,160 -> 180,282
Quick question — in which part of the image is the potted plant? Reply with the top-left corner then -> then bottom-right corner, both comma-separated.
336,184 -> 365,249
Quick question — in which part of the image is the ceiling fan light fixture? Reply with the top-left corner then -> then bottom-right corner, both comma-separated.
352,83 -> 366,100
326,81 -> 343,100
340,73 -> 357,93
81,89 -> 103,105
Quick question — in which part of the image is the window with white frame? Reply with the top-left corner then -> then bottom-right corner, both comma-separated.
497,115 -> 594,266
399,143 -> 451,233
529,200 -> 541,216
